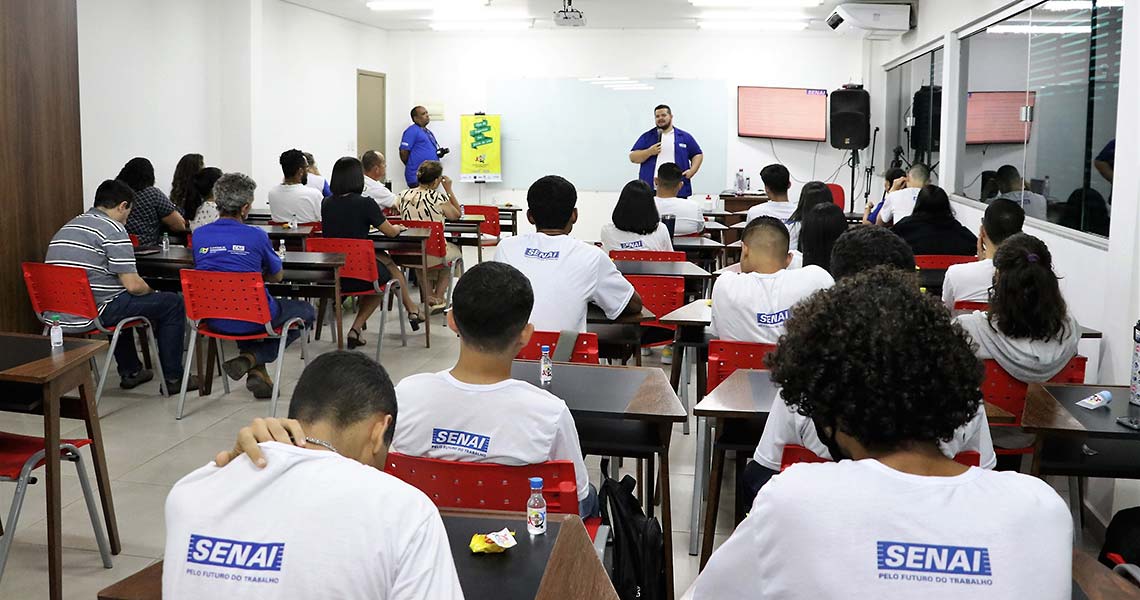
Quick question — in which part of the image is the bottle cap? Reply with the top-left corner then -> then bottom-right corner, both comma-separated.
52,316 -> 60,323
529,477 -> 543,489
541,345 -> 550,353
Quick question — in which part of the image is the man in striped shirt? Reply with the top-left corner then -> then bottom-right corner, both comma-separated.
45,180 -> 197,392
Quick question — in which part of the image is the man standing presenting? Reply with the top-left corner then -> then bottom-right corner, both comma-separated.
400,106 -> 444,188
629,104 -> 704,198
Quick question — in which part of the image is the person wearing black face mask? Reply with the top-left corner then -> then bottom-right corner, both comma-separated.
267,148 -> 323,224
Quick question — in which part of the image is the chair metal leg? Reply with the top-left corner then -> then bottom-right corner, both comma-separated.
269,334 -> 290,418
0,467 -> 33,582
376,290 -> 389,362
95,327 -> 126,406
392,283 -> 407,348
1069,476 -> 1084,545
144,325 -> 167,396
176,333 -> 198,420
679,349 -> 691,435
70,448 -> 112,568
216,341 -> 230,394
446,258 -> 462,309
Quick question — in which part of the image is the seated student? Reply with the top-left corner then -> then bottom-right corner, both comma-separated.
862,166 -> 906,225
396,160 -> 463,311
601,180 -> 674,253
267,149 -> 323,224
361,149 -> 397,210
301,151 -> 332,198
799,203 -> 848,273
164,351 -> 463,600
46,180 -> 196,392
942,198 -> 1024,310
696,267 -> 1071,600
996,164 -> 1048,221
321,157 -> 423,345
783,180 -> 833,252
710,217 -> 833,344
892,185 -> 977,256
654,162 -> 704,236
117,157 -> 189,246
495,175 -> 643,333
744,164 -> 796,224
828,224 -> 916,281
876,163 -> 929,227
187,167 -> 223,231
192,173 -> 316,399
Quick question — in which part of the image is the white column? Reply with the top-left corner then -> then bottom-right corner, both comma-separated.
939,33 -> 968,195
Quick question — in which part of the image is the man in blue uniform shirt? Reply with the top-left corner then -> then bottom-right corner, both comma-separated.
629,104 -> 704,198
399,106 -> 443,188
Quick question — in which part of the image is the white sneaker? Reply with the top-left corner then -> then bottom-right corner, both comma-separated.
661,347 -> 673,364
641,347 -> 653,357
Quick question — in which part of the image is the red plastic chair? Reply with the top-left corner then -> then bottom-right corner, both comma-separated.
954,300 -> 990,312
0,433 -> 112,578
624,275 -> 685,349
780,445 -> 982,471
825,183 -> 845,210
128,234 -> 140,247
706,340 -> 777,394
609,250 -> 686,262
388,219 -> 463,308
384,453 -> 607,554
517,331 -> 599,364
305,238 -> 406,358
22,262 -> 166,403
983,355 -> 1087,456
461,205 -> 502,252
177,270 -> 310,419
915,255 -> 978,270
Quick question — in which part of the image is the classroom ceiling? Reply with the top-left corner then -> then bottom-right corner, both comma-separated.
283,0 -> 915,31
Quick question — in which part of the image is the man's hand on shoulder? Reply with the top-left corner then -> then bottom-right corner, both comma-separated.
214,417 -> 307,468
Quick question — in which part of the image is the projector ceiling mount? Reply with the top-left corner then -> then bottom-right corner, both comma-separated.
554,0 -> 586,27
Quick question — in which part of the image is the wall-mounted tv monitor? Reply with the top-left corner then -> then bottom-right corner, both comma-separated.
738,86 -> 828,142
966,91 -> 1036,144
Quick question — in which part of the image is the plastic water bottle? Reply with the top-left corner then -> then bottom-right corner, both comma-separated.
50,316 -> 63,348
539,345 -> 553,388
735,169 -> 745,194
459,204 -> 466,219
288,213 -> 298,229
526,477 -> 547,535
277,239 -> 287,259
1131,320 -> 1140,406
746,177 -> 751,192
161,233 -> 170,252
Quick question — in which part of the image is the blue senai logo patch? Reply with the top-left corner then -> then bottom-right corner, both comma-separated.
524,248 -> 560,260
877,541 -> 992,576
187,535 -> 285,571
620,240 -> 645,249
432,428 -> 491,456
757,309 -> 790,327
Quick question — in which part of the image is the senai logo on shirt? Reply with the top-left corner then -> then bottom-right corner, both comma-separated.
432,428 -> 491,456
524,248 -> 560,260
186,535 -> 285,571
619,240 -> 645,249
877,541 -> 992,579
757,310 -> 790,327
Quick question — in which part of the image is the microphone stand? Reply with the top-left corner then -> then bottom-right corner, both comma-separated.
847,150 -> 860,214
863,127 -> 879,210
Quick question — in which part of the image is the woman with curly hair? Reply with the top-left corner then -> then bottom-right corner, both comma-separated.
170,153 -> 204,215
695,267 -> 1071,600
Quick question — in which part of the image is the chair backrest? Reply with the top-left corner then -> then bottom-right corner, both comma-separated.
609,250 -> 686,262
304,237 -> 378,283
780,445 -> 982,470
706,339 -> 777,393
624,275 -> 685,331
22,262 -> 100,322
462,204 -> 501,237
982,355 -> 1088,425
915,255 -> 977,270
384,453 -> 580,515
390,218 -> 446,257
128,234 -> 140,247
954,300 -> 990,312
825,183 -> 845,209
179,269 -> 273,326
517,331 -> 600,364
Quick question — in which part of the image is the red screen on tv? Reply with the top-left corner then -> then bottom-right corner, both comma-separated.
738,87 -> 828,142
966,91 -> 1036,144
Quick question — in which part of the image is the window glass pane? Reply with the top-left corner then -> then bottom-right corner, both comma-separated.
885,47 -> 942,197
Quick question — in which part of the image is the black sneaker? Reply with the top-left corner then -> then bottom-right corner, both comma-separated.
120,369 -> 154,390
223,354 -> 254,381
166,375 -> 200,395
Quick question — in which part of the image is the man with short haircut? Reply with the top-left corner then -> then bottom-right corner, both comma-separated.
829,225 -> 916,280
629,104 -> 704,198
995,164 -> 1047,220
301,152 -> 331,198
494,175 -> 643,332
400,106 -> 443,188
943,199 -> 1025,310
654,162 -> 705,236
745,164 -> 796,223
267,149 -> 323,223
192,173 -> 316,399
46,180 -> 196,392
876,163 -> 930,226
711,216 -> 833,344
164,352 -> 463,600
361,150 -> 396,209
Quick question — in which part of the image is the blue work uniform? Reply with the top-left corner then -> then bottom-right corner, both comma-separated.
631,127 -> 703,198
400,124 -> 441,187
191,219 -> 282,334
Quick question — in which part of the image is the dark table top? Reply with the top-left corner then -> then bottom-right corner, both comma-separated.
498,206 -> 523,213
693,369 -> 780,418
255,224 -> 312,238
721,193 -> 768,201
511,360 -> 685,422
701,221 -> 728,231
444,513 -> 561,600
660,299 -> 712,327
135,246 -> 344,268
701,209 -> 733,218
0,333 -> 107,385
1024,384 -> 1140,439
615,260 -> 712,280
671,237 -> 725,251
369,227 -> 431,243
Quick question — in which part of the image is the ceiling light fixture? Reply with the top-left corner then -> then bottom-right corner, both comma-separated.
698,20 -> 809,31
698,10 -> 811,20
579,76 -> 633,83
429,20 -> 533,31
690,0 -> 822,8
368,0 -> 485,11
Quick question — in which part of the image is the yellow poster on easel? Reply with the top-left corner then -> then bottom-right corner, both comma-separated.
459,114 -> 502,183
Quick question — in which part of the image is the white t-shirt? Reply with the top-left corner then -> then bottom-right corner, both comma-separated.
267,183 -> 323,224
304,173 -> 328,197
942,258 -> 994,310
998,190 -> 1048,220
786,220 -> 803,252
494,232 -> 635,332
163,443 -> 463,600
601,222 -> 674,253
744,200 -> 797,225
878,187 -> 921,225
655,196 -> 704,235
694,460 -> 1071,600
659,129 -> 676,167
709,266 -> 834,344
753,395 -> 997,471
394,371 -> 590,501
364,175 -> 397,209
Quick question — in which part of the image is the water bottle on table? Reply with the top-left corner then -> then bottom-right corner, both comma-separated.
50,316 -> 63,348
540,345 -> 553,389
288,213 -> 298,229
277,239 -> 287,259
526,477 -> 547,535
161,232 -> 170,252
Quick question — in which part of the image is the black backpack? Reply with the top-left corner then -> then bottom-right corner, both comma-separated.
1100,506 -> 1140,568
599,471 -> 665,600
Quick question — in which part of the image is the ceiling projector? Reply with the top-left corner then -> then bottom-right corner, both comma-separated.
554,0 -> 586,27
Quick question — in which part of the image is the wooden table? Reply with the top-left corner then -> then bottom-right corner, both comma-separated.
701,209 -> 733,221
510,360 -> 685,600
255,224 -> 313,250
671,237 -> 725,271
615,259 -> 713,283
586,303 -> 656,325
370,227 -> 436,346
246,210 -> 271,224
0,333 -> 116,600
700,220 -> 728,242
499,205 -> 522,236
97,510 -> 618,600
445,215 -> 488,262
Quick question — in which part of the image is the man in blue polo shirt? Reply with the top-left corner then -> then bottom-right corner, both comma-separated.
629,104 -> 704,198
191,172 -> 315,399
399,106 -> 443,188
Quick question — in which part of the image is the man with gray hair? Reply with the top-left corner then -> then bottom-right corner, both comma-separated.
876,163 -> 930,227
361,150 -> 396,209
190,173 -> 316,399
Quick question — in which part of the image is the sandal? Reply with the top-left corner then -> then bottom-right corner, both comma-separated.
347,328 -> 366,349
408,312 -> 424,332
